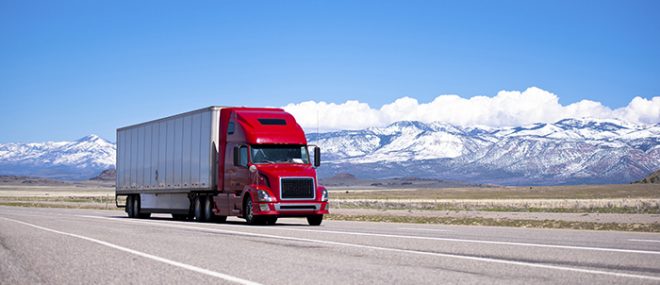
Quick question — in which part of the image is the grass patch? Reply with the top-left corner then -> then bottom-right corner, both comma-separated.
0,201 -> 119,210
334,204 -> 660,214
326,214 -> 660,232
332,199 -> 660,214
330,184 -> 660,200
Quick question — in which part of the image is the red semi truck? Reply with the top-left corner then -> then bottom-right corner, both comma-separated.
115,106 -> 329,225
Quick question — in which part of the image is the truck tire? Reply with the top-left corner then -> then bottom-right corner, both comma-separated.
244,198 -> 262,225
126,195 -> 134,218
194,196 -> 205,222
307,215 -> 323,226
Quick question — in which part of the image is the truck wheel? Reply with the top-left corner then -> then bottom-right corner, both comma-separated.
307,215 -> 323,226
203,196 -> 214,222
244,198 -> 260,225
126,195 -> 134,218
194,196 -> 205,222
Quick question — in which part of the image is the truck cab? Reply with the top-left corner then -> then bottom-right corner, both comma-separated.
214,108 -> 329,225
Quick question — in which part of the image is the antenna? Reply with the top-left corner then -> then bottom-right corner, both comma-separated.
316,106 -> 319,143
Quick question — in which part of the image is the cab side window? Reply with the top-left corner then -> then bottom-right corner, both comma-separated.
239,146 -> 248,167
228,122 -> 235,135
233,145 -> 249,167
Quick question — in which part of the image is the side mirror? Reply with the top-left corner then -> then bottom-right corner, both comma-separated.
233,145 -> 240,166
313,146 -> 321,167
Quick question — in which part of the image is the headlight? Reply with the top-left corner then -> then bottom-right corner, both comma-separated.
257,190 -> 274,202
321,189 -> 328,202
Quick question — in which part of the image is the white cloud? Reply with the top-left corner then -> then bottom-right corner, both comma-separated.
615,96 -> 660,125
283,87 -> 660,131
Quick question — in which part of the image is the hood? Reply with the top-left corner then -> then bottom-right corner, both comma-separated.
253,163 -> 317,181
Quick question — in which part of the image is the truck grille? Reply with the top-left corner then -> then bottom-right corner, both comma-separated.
280,178 -> 315,200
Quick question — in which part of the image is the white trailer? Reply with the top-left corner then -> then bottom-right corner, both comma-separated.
116,107 -> 221,216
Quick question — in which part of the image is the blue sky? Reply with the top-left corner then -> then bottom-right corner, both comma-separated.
1,0 -> 659,142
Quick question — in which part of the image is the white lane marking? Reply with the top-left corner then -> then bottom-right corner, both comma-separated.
117,216 -> 659,256
78,215 -> 660,256
79,215 -> 660,282
629,239 -> 660,243
0,217 -> 262,285
398,227 -> 452,232
273,228 -> 660,256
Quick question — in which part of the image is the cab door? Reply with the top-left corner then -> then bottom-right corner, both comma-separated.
229,144 -> 250,193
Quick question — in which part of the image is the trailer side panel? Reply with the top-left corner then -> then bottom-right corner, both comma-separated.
116,107 -> 221,194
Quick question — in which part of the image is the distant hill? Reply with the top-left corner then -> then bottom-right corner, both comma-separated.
0,175 -> 70,186
90,168 -> 116,181
635,169 -> 660,184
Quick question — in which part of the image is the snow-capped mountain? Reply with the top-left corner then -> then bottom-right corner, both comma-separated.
0,135 -> 115,180
309,118 -> 660,185
0,118 -> 657,184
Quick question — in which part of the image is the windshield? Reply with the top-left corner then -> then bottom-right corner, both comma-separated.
251,145 -> 310,164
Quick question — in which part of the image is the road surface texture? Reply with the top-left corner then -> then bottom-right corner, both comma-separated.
1,206 -> 659,284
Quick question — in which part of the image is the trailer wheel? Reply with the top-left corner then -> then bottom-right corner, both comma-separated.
132,195 -> 143,219
126,195 -> 134,218
203,196 -> 214,222
194,196 -> 205,222
134,195 -> 150,219
307,215 -> 323,226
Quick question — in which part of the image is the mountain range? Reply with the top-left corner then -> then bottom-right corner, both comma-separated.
0,118 -> 658,184
0,135 -> 115,180
309,118 -> 660,185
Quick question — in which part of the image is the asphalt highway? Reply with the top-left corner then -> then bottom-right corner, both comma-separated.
1,206 -> 659,284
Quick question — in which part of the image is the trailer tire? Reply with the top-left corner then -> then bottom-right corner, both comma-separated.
133,195 -> 150,219
203,196 -> 214,222
194,196 -> 205,222
307,215 -> 323,226
132,195 -> 139,218
132,195 -> 143,219
126,195 -> 134,218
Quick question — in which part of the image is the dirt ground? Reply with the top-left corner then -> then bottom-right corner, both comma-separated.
329,183 -> 660,200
